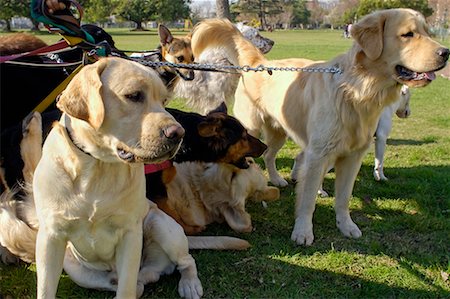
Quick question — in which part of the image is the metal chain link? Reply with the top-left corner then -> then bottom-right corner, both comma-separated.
130,58 -> 343,75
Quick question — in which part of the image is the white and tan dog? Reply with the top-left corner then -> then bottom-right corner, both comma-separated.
190,9 -> 448,246
373,85 -> 411,181
1,57 -> 207,299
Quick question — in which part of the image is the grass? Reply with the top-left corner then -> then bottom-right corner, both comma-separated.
1,28 -> 450,298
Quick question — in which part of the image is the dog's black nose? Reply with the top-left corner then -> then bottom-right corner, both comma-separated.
437,47 -> 449,61
163,124 -> 185,139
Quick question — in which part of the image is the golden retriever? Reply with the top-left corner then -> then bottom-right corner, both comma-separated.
24,57 -> 203,298
156,158 -> 280,235
190,9 -> 449,245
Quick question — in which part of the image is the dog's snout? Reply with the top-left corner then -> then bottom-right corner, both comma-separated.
437,47 -> 450,61
164,124 -> 185,139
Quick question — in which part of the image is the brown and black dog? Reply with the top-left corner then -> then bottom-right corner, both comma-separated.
145,103 -> 269,227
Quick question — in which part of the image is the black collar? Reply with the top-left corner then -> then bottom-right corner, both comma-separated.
64,117 -> 93,157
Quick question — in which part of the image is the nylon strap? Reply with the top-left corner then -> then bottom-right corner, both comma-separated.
32,64 -> 83,113
0,40 -> 69,63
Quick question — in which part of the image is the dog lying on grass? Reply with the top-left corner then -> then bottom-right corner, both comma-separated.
157,158 -> 280,235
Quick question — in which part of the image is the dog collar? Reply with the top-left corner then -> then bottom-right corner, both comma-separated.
144,160 -> 173,174
63,116 -> 93,157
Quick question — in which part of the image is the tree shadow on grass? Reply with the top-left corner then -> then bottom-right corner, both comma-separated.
387,138 -> 436,146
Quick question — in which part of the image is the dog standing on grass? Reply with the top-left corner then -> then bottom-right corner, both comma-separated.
190,9 -> 449,246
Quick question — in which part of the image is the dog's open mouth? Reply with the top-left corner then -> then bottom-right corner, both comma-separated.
232,157 -> 250,169
117,148 -> 136,162
395,65 -> 439,82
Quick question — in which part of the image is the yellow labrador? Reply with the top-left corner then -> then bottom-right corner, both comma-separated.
31,57 -> 204,298
191,9 -> 448,246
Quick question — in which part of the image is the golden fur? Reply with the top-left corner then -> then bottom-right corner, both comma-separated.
190,9 -> 448,246
0,57 -> 206,298
156,158 -> 279,235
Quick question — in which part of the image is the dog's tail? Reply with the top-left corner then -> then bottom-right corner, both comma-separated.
191,18 -> 266,68
0,186 -> 38,264
187,236 -> 250,250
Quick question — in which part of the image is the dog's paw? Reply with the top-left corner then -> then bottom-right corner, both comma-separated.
136,281 -> 145,298
373,169 -> 388,181
291,218 -> 314,246
270,175 -> 289,187
336,217 -> 362,238
178,277 -> 203,299
317,188 -> 329,197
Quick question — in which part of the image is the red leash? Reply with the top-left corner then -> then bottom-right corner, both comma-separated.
0,39 -> 69,63
144,160 -> 173,174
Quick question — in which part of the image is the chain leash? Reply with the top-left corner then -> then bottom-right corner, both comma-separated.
129,58 -> 343,75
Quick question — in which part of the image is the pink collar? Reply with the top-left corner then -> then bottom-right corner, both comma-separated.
144,160 -> 173,174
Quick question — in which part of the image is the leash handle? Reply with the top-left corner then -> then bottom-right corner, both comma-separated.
31,0 -> 95,43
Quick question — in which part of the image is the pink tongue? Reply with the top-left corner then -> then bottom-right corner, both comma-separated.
425,72 -> 436,80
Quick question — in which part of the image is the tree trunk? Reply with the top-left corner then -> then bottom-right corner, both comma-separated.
5,19 -> 12,32
216,0 -> 231,20
133,21 -> 147,31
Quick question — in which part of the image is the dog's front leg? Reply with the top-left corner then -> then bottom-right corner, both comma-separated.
291,151 -> 329,246
36,227 -> 66,299
115,224 -> 143,298
334,152 -> 365,239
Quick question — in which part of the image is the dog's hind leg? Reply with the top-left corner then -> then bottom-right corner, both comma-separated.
20,111 -> 43,185
63,249 -> 126,294
334,151 -> 365,239
141,206 -> 203,299
262,125 -> 288,187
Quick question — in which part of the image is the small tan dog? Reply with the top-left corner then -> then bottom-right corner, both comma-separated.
29,57 -> 199,298
190,9 -> 448,246
156,158 -> 280,235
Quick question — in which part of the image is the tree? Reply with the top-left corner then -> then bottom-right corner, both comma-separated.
216,0 -> 231,19
292,0 -> 310,26
116,0 -> 190,29
117,0 -> 156,30
82,0 -> 120,24
232,0 -> 283,29
154,0 -> 190,22
0,0 -> 31,31
357,0 -> 433,19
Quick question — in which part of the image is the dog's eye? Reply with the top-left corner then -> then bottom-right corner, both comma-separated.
401,32 -> 414,38
177,56 -> 184,62
125,91 -> 144,103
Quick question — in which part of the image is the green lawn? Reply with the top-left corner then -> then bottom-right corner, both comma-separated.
1,28 -> 449,298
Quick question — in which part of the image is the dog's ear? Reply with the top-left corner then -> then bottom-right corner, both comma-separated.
207,102 -> 228,115
57,59 -> 107,130
158,24 -> 173,46
351,12 -> 386,60
197,121 -> 219,137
